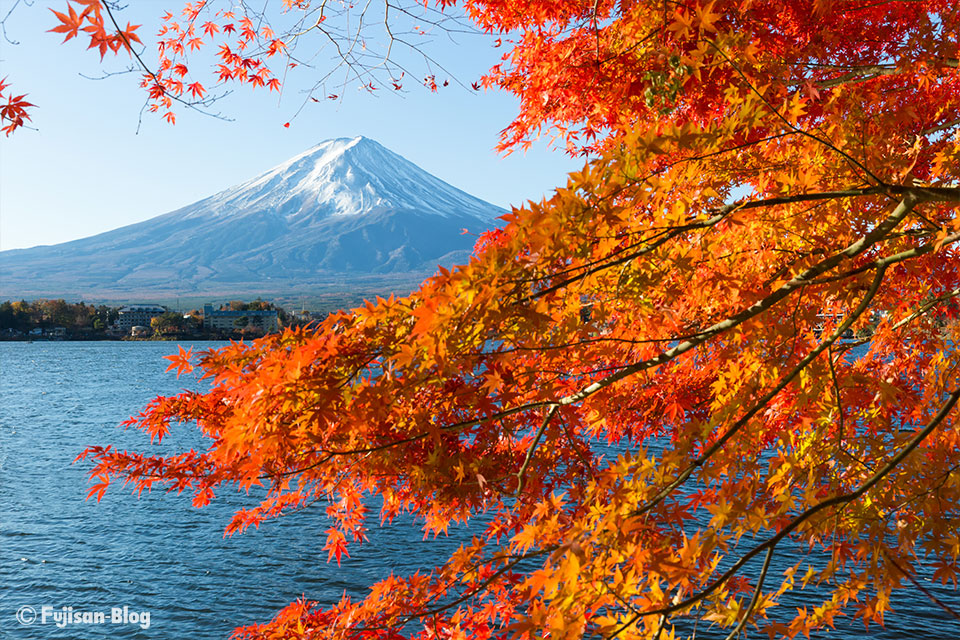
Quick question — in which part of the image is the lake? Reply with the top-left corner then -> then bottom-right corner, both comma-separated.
1,342 -> 956,638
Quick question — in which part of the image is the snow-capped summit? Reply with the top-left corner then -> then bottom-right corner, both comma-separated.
0,137 -> 505,299
186,136 -> 502,222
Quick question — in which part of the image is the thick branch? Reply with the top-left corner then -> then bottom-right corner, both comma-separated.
520,185 -> 943,306
557,193 -> 920,410
321,194 -> 939,460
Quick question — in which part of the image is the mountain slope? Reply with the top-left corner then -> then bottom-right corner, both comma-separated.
0,137 -> 504,299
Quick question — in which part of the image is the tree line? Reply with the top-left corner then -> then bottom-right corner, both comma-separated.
0,299 -> 117,335
0,298 -> 296,339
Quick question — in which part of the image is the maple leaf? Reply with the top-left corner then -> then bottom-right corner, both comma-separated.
86,474 -> 111,502
0,84 -> 34,136
48,6 -> 82,42
323,528 -> 350,566
120,22 -> 141,46
164,346 -> 195,377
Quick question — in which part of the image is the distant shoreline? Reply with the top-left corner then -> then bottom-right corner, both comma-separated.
0,335 -> 249,343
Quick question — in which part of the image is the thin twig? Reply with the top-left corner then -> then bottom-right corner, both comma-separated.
721,546 -> 775,640
884,551 -> 960,622
513,404 -> 559,496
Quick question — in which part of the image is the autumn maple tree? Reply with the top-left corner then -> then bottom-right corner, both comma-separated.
34,0 -> 960,637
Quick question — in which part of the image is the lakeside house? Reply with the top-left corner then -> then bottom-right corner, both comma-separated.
115,305 -> 167,335
202,304 -> 279,333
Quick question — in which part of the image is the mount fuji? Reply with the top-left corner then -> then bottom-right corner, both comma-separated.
0,137 -> 505,301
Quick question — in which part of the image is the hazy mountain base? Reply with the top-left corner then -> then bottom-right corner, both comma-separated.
0,206 -> 480,290
0,271 -> 435,314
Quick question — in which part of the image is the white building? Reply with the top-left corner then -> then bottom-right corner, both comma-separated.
115,305 -> 167,334
202,304 -> 279,333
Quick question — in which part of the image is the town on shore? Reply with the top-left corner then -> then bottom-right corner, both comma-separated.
0,298 -> 327,341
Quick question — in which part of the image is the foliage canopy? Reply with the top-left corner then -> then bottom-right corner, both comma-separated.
37,0 -> 960,638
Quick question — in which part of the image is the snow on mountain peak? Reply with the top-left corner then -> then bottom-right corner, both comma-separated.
0,136 -> 506,296
191,136 -> 503,222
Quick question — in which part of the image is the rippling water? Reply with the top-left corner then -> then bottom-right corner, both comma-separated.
1,342 -> 956,638
0,342 -> 467,639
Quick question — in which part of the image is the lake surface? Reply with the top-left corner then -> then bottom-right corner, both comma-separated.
1,342 -> 956,638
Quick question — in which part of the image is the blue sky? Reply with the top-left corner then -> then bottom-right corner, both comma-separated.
0,1 -> 579,250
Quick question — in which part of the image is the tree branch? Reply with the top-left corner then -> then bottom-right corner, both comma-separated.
722,546 -> 775,640
609,388 -> 960,637
884,551 -> 960,622
634,261 -> 888,518
512,404 -> 559,496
